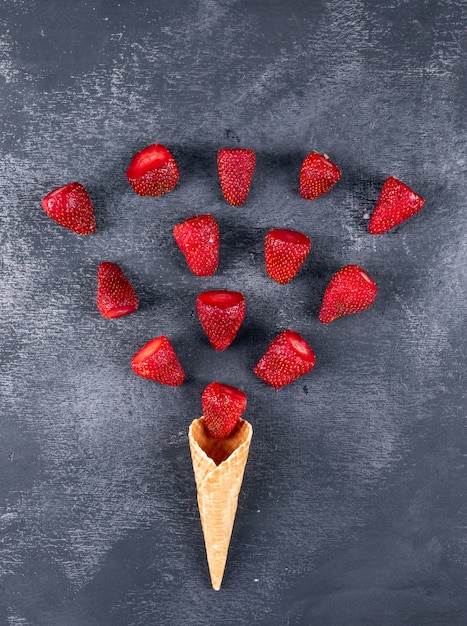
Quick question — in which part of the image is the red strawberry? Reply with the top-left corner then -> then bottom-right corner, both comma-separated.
368,176 -> 425,234
319,265 -> 377,324
126,144 -> 179,197
173,214 -> 220,277
96,262 -> 138,319
202,382 -> 247,439
265,229 -> 311,284
41,182 -> 96,235
217,148 -> 256,206
196,290 -> 246,351
299,152 -> 341,200
131,336 -> 184,386
254,330 -> 316,389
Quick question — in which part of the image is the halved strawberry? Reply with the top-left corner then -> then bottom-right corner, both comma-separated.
299,152 -> 341,200
319,265 -> 377,324
202,382 -> 247,439
254,330 -> 316,389
126,144 -> 179,197
196,290 -> 246,351
131,336 -> 184,386
41,182 -> 96,234
96,262 -> 138,319
217,148 -> 256,206
265,228 -> 311,284
173,214 -> 219,277
368,176 -> 425,234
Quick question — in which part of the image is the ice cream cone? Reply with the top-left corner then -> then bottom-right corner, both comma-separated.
188,417 -> 253,590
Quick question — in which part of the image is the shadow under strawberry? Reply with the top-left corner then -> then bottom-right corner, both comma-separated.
216,217 -> 263,274
169,143 -> 218,190
86,147 -> 140,232
239,317 -> 272,359
126,267 -> 163,313
302,234 -> 349,319
340,165 -> 388,234
255,149 -> 306,199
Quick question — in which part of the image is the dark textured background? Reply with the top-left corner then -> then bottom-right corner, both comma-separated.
1,1 -> 466,624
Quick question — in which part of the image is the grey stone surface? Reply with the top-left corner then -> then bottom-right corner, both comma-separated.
0,0 -> 466,624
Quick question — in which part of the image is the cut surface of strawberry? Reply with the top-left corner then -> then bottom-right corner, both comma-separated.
254,330 -> 316,389
96,262 -> 138,319
196,290 -> 246,351
217,148 -> 256,206
202,382 -> 247,439
368,176 -> 425,234
41,182 -> 96,235
126,144 -> 172,178
173,214 -> 219,277
131,336 -> 184,386
299,152 -> 341,200
265,228 -> 311,284
319,264 -> 378,324
126,143 -> 179,197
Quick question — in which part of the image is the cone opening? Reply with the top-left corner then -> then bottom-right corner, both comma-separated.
191,418 -> 250,465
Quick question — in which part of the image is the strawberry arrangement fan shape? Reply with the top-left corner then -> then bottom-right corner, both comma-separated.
41,143 -> 425,591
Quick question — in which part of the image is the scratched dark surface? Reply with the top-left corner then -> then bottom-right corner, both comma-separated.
1,0 -> 466,624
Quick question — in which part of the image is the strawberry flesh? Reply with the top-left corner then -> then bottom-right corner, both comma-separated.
202,382 -> 247,439
217,148 -> 256,206
173,214 -> 219,277
265,228 -> 311,284
127,144 -> 171,178
131,336 -> 184,386
368,176 -> 425,234
196,290 -> 246,351
96,262 -> 138,319
41,182 -> 96,235
299,152 -> 341,200
126,144 -> 179,197
254,330 -> 316,389
319,264 -> 377,324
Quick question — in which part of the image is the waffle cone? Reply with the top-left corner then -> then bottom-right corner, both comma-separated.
188,417 -> 253,590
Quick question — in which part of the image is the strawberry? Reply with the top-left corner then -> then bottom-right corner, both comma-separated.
201,382 -> 247,439
173,214 -> 220,277
131,336 -> 184,386
368,176 -> 425,234
265,228 -> 311,284
41,182 -> 96,235
319,265 -> 377,324
96,262 -> 138,319
196,290 -> 246,351
126,144 -> 179,197
254,330 -> 316,389
299,152 -> 341,200
217,148 -> 256,206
